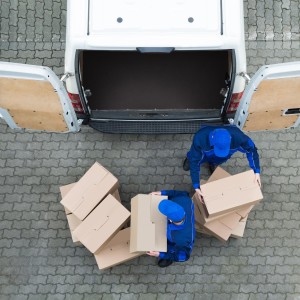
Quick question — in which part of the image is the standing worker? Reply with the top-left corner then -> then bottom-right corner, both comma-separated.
147,190 -> 195,268
183,125 -> 261,197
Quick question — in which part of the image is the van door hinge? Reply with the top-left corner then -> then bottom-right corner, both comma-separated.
60,73 -> 73,82
238,72 -> 251,84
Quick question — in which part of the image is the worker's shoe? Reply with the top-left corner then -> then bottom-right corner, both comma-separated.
183,157 -> 190,171
158,259 -> 173,268
208,164 -> 217,174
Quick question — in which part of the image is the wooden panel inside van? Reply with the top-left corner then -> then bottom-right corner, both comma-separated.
0,77 -> 67,131
243,77 -> 300,131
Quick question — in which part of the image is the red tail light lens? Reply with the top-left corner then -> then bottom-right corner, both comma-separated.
68,93 -> 84,113
227,92 -> 243,113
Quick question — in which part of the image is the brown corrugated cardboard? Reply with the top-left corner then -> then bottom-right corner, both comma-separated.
112,189 -> 121,202
231,215 -> 248,238
60,162 -> 119,220
192,196 -> 204,226
59,182 -> 76,215
195,222 -> 212,235
192,167 -> 257,241
193,167 -> 255,224
66,213 -> 81,243
73,194 -> 130,253
204,212 -> 242,242
94,227 -> 143,269
201,170 -> 263,218
236,205 -> 254,218
193,168 -> 231,220
130,194 -> 167,253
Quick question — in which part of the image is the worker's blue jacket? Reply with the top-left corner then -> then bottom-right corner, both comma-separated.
187,125 -> 260,189
159,190 -> 195,262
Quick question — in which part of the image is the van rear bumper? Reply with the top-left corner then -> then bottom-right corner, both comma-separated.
88,118 -> 224,134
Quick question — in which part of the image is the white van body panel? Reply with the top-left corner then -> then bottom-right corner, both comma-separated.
65,0 -> 246,95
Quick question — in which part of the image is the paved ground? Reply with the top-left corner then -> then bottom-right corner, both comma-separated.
1,1 -> 300,299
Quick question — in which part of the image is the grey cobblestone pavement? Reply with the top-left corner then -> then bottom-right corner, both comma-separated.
1,1 -> 300,299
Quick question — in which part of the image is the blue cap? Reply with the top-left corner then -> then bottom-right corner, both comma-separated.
158,200 -> 185,222
210,129 -> 231,157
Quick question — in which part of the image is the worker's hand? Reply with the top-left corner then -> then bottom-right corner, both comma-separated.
146,251 -> 160,257
150,191 -> 161,195
195,188 -> 204,203
254,173 -> 261,188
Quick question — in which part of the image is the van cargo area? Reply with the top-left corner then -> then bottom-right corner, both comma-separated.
79,50 -> 233,133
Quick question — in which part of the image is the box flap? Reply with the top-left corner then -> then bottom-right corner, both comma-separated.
66,213 -> 81,231
94,227 -> 143,270
231,216 -> 248,238
201,170 -> 263,217
60,182 -> 76,198
130,194 -> 167,253
73,194 -> 130,253
60,162 -> 119,220
219,213 -> 241,229
112,189 -> 121,202
236,205 -> 254,218
204,211 -> 241,242
60,183 -> 76,215
203,221 -> 230,242
66,213 -> 81,243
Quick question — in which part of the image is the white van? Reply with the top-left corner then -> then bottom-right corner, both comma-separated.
0,0 -> 299,133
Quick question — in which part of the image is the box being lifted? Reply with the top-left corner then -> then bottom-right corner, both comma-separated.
73,194 -> 130,253
60,162 -> 119,220
193,167 -> 260,242
130,194 -> 168,253
201,169 -> 263,218
94,227 -> 143,270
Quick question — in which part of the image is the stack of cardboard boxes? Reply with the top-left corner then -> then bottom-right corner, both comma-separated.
59,162 -> 140,269
59,162 -> 168,269
192,167 -> 263,242
60,162 -> 263,269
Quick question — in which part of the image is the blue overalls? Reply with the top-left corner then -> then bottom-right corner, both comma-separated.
159,190 -> 195,262
187,125 -> 260,189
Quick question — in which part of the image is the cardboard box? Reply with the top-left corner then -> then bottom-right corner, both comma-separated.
130,194 -> 167,253
193,193 -> 254,225
73,194 -> 130,253
206,167 -> 231,183
197,167 -> 231,220
201,170 -> 263,218
231,215 -> 248,238
94,227 -> 143,269
192,167 -> 257,242
60,162 -> 119,220
60,182 -> 82,243
59,182 -> 76,215
66,213 -> 81,243
195,222 -> 212,236
112,189 -> 121,202
203,212 -> 242,242
192,196 -> 204,226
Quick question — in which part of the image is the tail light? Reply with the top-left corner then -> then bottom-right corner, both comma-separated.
227,92 -> 243,113
68,93 -> 84,113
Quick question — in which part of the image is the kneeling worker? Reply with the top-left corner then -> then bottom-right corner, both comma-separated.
147,190 -> 195,268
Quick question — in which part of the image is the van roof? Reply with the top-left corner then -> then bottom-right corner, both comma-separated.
88,0 -> 222,36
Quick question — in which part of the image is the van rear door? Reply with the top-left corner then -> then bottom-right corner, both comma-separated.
0,62 -> 79,133
234,61 -> 300,131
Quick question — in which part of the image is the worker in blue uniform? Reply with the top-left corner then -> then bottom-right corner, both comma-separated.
183,125 -> 261,197
147,190 -> 195,268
